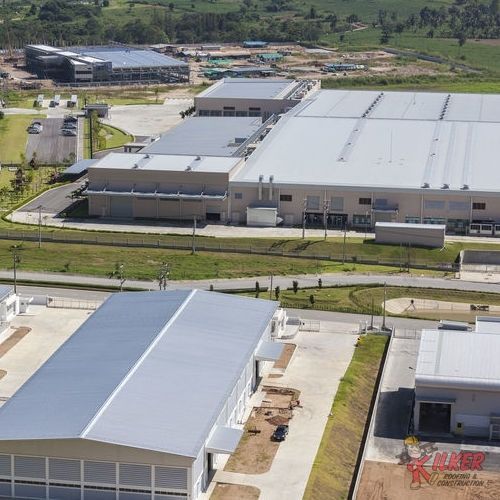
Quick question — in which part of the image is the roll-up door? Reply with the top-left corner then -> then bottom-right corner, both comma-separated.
110,196 -> 133,218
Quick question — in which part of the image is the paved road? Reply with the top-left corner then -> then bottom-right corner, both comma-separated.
17,180 -> 85,215
2,269 -> 500,294
25,118 -> 77,164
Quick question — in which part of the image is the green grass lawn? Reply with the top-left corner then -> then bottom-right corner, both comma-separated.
98,124 -> 133,151
303,334 -> 388,500
0,114 -> 45,164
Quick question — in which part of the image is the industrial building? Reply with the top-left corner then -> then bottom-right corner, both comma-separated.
25,45 -> 189,84
195,78 -> 319,120
231,89 -> 500,233
414,317 -> 500,439
86,116 -> 274,220
86,83 -> 500,234
0,290 -> 281,499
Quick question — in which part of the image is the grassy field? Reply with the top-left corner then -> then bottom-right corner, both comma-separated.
0,240 -> 406,281
275,285 -> 500,318
98,124 -> 133,150
0,114 -> 45,164
303,334 -> 388,500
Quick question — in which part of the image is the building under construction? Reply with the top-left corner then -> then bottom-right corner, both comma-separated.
25,45 -> 189,84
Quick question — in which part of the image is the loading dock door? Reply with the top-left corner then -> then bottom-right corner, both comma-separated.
109,196 -> 133,218
419,402 -> 451,433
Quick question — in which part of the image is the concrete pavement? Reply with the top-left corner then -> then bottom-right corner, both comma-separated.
204,325 -> 357,500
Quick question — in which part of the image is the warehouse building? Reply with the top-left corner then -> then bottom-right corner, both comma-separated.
0,290 -> 281,499
87,153 -> 245,220
25,45 -> 189,84
231,89 -> 500,233
194,78 -> 320,120
414,319 -> 500,439
87,116 -> 274,220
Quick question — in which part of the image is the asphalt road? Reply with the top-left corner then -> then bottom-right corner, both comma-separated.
25,118 -> 77,164
18,180 -> 85,215
2,269 -> 500,294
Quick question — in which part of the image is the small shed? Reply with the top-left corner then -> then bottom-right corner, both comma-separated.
246,206 -> 280,227
375,222 -> 445,248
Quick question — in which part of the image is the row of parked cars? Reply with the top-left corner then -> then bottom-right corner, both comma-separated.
61,115 -> 78,137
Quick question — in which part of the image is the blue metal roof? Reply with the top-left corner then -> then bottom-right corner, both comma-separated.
0,290 -> 278,458
63,159 -> 98,176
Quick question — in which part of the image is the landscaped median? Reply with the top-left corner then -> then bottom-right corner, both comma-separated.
303,334 -> 389,500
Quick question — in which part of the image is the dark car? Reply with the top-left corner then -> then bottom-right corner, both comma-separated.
272,424 -> 289,442
64,115 -> 78,123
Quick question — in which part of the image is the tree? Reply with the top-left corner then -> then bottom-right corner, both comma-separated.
457,31 -> 467,48
255,281 -> 260,298
292,280 -> 299,294
309,294 -> 315,306
308,6 -> 317,19
0,111 -> 4,120
168,2 -> 174,10
318,278 -> 322,288
274,286 -> 280,300
380,26 -> 392,44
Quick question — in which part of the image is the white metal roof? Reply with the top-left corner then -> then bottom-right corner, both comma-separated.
416,329 -> 500,391
142,117 -> 264,157
0,290 -> 278,458
234,89 -> 500,194
197,78 -> 298,100
89,152 -> 242,174
475,317 -> 500,335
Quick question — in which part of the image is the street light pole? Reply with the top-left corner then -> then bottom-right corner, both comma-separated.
269,273 -> 273,300
323,199 -> 329,240
302,198 -> 307,239
37,205 -> 42,248
191,216 -> 197,254
364,210 -> 369,241
342,224 -> 347,265
382,281 -> 387,331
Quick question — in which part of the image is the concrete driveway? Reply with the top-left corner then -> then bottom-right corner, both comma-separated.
102,98 -> 193,136
204,321 -> 358,500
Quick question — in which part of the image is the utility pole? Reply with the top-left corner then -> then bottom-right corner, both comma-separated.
302,198 -> 307,239
370,296 -> 374,330
323,199 -> 329,240
342,225 -> 347,265
382,281 -> 387,331
269,273 -> 273,300
191,216 -> 197,254
364,210 -> 369,241
37,205 -> 42,248
88,111 -> 94,159
10,244 -> 22,294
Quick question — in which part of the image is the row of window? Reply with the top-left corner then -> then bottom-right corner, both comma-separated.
233,192 -> 488,212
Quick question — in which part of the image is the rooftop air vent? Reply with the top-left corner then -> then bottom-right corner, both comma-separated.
442,183 -> 449,189
462,184 -> 470,190
421,182 -> 430,188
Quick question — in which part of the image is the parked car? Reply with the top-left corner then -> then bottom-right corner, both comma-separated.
271,424 -> 289,442
64,115 -> 78,123
62,122 -> 77,129
61,129 -> 77,137
27,122 -> 43,134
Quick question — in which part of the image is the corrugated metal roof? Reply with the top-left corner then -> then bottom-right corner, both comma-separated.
63,159 -> 98,175
0,286 -> 13,302
234,89 -> 500,193
142,117 -> 264,157
198,78 -> 297,99
416,329 -> 500,391
0,290 -> 278,458
89,153 -> 241,173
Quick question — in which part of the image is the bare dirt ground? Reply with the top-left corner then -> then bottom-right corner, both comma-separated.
273,343 -> 296,370
224,387 -> 299,474
210,483 -> 260,500
358,460 -> 500,500
0,327 -> 31,357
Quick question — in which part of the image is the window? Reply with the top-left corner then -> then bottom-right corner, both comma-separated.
306,195 -> 320,211
424,200 -> 445,210
358,197 -> 372,205
223,106 -> 235,110
473,202 -> 486,210
423,217 -> 446,225
280,194 -> 292,202
235,111 -> 248,117
405,216 -> 420,224
209,110 -> 222,117
198,110 -> 210,116
330,196 -> 344,211
234,192 -> 243,200
449,201 -> 468,211
353,214 -> 371,226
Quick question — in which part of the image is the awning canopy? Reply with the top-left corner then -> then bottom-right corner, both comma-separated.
255,341 -> 283,362
85,189 -> 227,201
415,396 -> 456,404
206,426 -> 243,454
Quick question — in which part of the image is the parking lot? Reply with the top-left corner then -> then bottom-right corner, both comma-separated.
25,117 -> 78,164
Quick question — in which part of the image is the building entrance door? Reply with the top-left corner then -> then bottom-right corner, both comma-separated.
419,402 -> 451,433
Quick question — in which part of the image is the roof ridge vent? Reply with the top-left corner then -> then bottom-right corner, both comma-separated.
439,94 -> 451,120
